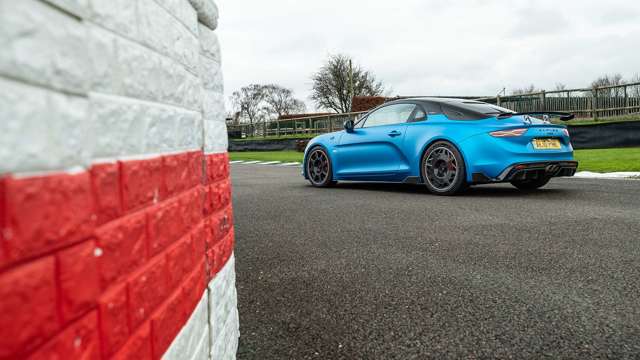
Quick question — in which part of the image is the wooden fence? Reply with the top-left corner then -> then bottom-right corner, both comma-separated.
228,82 -> 640,138
479,81 -> 640,119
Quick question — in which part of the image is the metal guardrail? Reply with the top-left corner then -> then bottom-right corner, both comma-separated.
228,82 -> 640,139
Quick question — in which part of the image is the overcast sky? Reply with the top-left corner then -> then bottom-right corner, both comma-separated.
216,0 -> 640,111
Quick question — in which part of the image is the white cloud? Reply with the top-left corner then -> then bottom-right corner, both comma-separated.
216,0 -> 640,111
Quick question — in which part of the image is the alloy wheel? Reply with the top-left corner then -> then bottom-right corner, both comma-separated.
424,146 -> 459,191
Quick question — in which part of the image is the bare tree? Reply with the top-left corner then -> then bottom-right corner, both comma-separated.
262,84 -> 306,118
591,73 -> 625,97
310,54 -> 385,113
627,74 -> 640,98
230,84 -> 266,136
554,83 -> 567,91
511,84 -> 537,95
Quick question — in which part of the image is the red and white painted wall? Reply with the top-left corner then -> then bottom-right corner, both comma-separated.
0,0 -> 239,358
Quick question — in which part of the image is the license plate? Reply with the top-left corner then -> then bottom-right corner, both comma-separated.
532,138 -> 561,150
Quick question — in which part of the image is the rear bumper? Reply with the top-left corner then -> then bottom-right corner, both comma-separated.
471,161 -> 578,184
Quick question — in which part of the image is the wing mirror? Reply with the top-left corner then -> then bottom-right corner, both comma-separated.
344,119 -> 355,133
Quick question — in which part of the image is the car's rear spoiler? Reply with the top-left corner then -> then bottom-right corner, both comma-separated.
497,111 -> 575,121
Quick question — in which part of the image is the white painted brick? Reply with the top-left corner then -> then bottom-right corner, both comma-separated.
208,255 -> 239,358
176,110 -> 204,150
200,55 -> 224,93
189,326 -> 211,360
154,0 -> 198,35
138,0 -> 199,74
43,0 -> 89,18
188,0 -> 219,30
89,93 -> 148,159
198,24 -> 221,63
88,0 -> 138,39
0,0 -> 88,94
87,24 -> 121,94
145,106 -> 179,153
117,36 -> 202,111
204,119 -> 228,154
0,78 -> 90,175
203,90 -> 226,123
90,93 -> 202,159
163,290 -> 209,360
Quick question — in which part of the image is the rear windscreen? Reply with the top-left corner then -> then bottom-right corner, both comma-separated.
442,101 -> 515,120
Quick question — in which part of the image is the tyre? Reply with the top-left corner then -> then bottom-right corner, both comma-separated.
305,147 -> 336,187
510,176 -> 551,190
421,141 -> 468,195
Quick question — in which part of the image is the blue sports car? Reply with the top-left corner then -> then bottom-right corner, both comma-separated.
302,98 -> 578,195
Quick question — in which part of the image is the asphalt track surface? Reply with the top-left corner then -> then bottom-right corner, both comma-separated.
231,164 -> 640,359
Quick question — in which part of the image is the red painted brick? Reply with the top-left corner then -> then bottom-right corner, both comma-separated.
150,292 -> 185,359
147,198 -> 183,257
95,212 -> 147,289
3,173 -> 94,266
120,157 -> 164,212
0,177 -> 6,265
98,283 -> 129,357
163,153 -> 190,197
208,182 -> 221,213
0,257 -> 58,358
182,260 -> 206,314
28,311 -> 100,360
188,151 -> 204,185
205,154 -> 225,183
166,235 -> 193,289
205,246 -> 216,280
220,230 -> 233,271
191,221 -> 207,264
202,185 -> 213,216
128,256 -> 168,330
112,321 -> 151,360
221,179 -> 232,207
179,187 -> 203,230
210,207 -> 232,248
90,162 -> 122,225
57,240 -> 101,323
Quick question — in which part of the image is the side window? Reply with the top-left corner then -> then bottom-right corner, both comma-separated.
411,106 -> 427,122
363,104 -> 416,128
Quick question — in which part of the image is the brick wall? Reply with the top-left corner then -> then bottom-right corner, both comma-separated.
0,0 -> 238,359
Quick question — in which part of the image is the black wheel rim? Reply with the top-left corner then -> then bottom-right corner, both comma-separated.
307,149 -> 329,185
425,146 -> 458,191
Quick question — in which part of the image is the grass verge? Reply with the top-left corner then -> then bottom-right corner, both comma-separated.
229,151 -> 304,163
230,148 -> 640,173
574,147 -> 640,172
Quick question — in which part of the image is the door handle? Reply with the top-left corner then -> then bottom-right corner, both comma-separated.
387,130 -> 402,137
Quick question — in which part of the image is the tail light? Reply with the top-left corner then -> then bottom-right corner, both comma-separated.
490,128 -> 527,137
562,128 -> 570,137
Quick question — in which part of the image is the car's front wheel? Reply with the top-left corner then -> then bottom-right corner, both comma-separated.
305,147 -> 336,187
510,176 -> 551,190
421,141 -> 468,195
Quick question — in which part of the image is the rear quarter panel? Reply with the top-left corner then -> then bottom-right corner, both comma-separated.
403,115 -> 488,179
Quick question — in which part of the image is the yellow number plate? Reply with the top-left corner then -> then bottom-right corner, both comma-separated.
532,138 -> 561,150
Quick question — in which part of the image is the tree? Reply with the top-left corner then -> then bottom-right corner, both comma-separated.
310,54 -> 385,113
630,74 -> 640,98
262,84 -> 306,117
230,84 -> 266,136
511,84 -> 537,95
230,84 -> 307,136
554,83 -> 567,91
591,73 -> 625,97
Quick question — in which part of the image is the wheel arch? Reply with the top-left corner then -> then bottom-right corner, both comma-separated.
303,143 -> 335,180
418,137 -> 472,183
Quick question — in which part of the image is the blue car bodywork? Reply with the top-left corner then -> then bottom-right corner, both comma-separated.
302,98 -> 577,187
